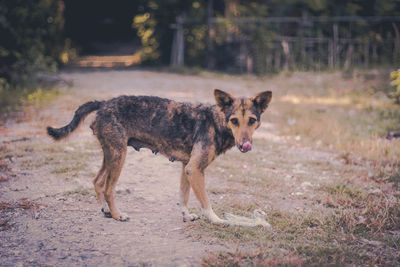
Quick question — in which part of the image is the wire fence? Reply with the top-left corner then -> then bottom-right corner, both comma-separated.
171,15 -> 400,73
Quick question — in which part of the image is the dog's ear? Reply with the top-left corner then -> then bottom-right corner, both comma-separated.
252,91 -> 272,114
214,89 -> 234,113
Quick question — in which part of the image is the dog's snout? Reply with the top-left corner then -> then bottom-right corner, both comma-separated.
237,141 -> 252,153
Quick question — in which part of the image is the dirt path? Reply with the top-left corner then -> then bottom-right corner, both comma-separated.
1,70 -> 394,266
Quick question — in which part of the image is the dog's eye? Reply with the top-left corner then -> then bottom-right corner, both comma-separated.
230,118 -> 239,126
248,117 -> 257,126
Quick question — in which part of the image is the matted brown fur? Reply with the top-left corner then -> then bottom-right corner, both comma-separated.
47,89 -> 272,223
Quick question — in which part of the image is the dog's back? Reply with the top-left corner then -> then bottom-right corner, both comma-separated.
90,95 -> 233,163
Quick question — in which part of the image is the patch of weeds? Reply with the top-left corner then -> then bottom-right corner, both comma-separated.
296,244 -> 359,266
323,184 -> 363,201
0,201 -> 40,231
208,187 -> 228,195
0,86 -> 61,113
51,166 -> 72,174
383,234 -> 400,250
0,159 -> 11,172
35,155 -> 60,168
388,172 -> 400,190
0,200 -> 40,211
51,161 -> 85,174
0,217 -> 14,231
322,183 -> 400,234
63,188 -> 92,197
2,137 -> 31,144
0,150 -> 15,181
0,145 -> 12,160
370,160 -> 400,189
189,217 -> 268,244
202,248 -> 303,267
20,158 -> 34,169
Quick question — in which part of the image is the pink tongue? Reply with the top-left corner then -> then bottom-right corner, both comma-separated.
242,141 -> 252,152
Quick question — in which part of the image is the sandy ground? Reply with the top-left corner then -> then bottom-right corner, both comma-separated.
0,69 -> 375,266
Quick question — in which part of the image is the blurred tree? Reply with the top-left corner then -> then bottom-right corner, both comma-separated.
133,0 -> 199,65
0,0 -> 65,88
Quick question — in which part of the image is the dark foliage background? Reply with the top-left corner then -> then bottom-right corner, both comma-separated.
0,0 -> 64,88
1,0 -> 400,90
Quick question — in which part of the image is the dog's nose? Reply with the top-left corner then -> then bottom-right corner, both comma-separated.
238,141 -> 252,153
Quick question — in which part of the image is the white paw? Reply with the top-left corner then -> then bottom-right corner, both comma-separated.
118,213 -> 130,222
202,208 -> 227,224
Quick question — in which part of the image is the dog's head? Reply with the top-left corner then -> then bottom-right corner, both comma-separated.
214,89 -> 272,153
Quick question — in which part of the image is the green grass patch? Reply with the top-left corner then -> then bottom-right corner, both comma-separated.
0,85 -> 61,117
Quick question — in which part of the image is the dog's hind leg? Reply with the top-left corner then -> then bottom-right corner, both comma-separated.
96,117 -> 129,222
102,142 -> 128,221
179,164 -> 200,222
93,158 -> 111,218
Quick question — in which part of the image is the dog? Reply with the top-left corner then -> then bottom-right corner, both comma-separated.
47,89 -> 272,223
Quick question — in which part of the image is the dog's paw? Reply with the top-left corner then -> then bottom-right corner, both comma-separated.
183,213 -> 200,222
101,208 -> 112,218
118,213 -> 130,222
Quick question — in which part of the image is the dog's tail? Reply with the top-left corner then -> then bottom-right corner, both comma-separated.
47,100 -> 103,140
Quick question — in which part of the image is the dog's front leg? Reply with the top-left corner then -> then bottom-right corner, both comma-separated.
185,148 -> 226,224
179,164 -> 200,222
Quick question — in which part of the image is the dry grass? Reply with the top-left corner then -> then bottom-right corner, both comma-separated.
0,200 -> 41,232
202,248 -> 303,267
0,145 -> 15,182
197,70 -> 400,266
270,71 -> 400,180
0,200 -> 40,211
323,183 -> 400,234
0,217 -> 14,231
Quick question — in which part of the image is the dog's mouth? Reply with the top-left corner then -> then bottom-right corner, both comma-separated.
237,141 -> 252,153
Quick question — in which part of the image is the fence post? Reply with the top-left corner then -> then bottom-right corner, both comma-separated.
170,14 -> 185,67
274,42 -> 281,71
206,0 -> 215,69
328,40 -> 334,68
364,40 -> 370,68
344,43 -> 353,69
281,39 -> 290,71
333,23 -> 339,68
